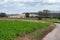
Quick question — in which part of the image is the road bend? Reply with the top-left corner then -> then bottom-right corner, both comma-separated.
42,23 -> 60,40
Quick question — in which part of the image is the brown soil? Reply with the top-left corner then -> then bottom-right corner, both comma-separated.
16,33 -> 33,40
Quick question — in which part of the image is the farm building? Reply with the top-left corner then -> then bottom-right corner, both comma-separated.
7,14 -> 26,18
23,12 -> 38,18
7,10 -> 60,19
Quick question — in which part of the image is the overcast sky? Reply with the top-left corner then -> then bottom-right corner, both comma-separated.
0,0 -> 60,14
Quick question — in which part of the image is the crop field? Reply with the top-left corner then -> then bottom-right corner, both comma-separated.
0,20 -> 49,40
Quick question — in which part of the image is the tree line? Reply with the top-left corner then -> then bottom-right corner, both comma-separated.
0,13 -> 7,17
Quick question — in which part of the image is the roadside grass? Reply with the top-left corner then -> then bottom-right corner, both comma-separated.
30,23 -> 55,40
42,18 -> 60,22
0,20 -> 49,40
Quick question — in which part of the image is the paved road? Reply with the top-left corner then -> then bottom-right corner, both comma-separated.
42,23 -> 60,40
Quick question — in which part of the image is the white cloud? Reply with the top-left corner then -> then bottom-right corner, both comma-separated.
13,0 -> 23,2
24,0 -> 34,2
16,4 -> 26,9
4,5 -> 8,7
0,0 -> 60,14
17,4 -> 25,7
13,0 -> 60,3
13,0 -> 34,2
43,0 -> 60,3
48,0 -> 60,3
0,0 -> 8,4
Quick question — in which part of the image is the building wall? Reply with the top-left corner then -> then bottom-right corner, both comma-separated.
29,14 -> 38,17
8,14 -> 26,18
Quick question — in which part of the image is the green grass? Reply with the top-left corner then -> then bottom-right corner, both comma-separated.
0,20 -> 48,40
42,18 -> 60,22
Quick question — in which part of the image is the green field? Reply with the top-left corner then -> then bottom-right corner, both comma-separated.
0,20 -> 49,40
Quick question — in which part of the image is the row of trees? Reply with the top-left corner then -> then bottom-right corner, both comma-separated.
0,13 -> 7,17
25,13 -> 30,18
25,10 -> 58,20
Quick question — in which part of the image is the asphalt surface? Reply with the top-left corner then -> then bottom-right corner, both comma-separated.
42,23 -> 60,40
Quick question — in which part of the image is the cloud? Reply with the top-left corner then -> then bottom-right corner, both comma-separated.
48,0 -> 60,3
13,0 -> 23,2
17,4 -> 25,7
0,0 -> 60,14
13,0 -> 34,2
0,0 -> 8,4
16,3 -> 26,9
42,0 -> 60,3
24,0 -> 34,2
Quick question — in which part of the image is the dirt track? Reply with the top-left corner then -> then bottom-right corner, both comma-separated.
0,18 -> 49,23
42,23 -> 60,40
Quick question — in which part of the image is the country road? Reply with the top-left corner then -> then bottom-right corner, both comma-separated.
42,23 -> 60,40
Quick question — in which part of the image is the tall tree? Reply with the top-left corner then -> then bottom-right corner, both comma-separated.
25,13 -> 29,18
38,11 -> 42,20
0,13 -> 7,17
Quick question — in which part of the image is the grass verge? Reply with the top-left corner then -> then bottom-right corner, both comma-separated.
42,18 -> 60,22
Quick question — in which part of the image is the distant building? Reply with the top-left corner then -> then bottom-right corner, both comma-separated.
23,12 -> 38,18
8,14 -> 26,18
23,10 -> 60,18
7,10 -> 60,19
